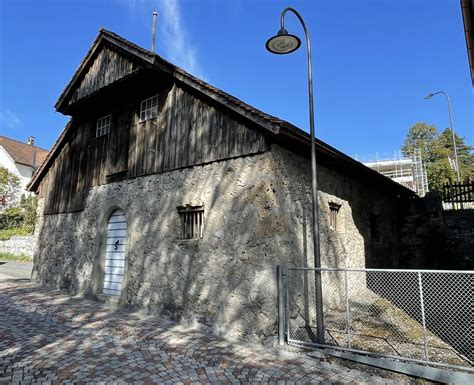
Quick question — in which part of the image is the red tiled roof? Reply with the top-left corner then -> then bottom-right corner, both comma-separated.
0,135 -> 48,168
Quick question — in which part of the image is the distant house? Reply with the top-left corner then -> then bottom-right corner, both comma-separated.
0,135 -> 48,207
362,150 -> 429,197
28,29 -> 415,342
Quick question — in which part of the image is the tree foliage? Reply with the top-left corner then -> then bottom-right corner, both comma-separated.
0,167 -> 21,209
401,122 -> 474,193
0,167 -> 38,235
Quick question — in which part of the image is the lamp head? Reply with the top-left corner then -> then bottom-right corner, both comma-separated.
266,28 -> 301,54
424,93 -> 434,100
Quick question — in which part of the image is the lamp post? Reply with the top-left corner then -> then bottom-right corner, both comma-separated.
424,91 -> 461,182
266,7 -> 325,344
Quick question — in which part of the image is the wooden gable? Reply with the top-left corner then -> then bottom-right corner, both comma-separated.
69,46 -> 139,105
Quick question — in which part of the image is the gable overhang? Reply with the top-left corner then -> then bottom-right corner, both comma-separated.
55,30 -> 170,114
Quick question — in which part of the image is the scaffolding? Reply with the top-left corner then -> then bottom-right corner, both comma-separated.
357,149 -> 429,197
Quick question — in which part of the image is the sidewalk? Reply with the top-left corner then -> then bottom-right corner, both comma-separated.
0,280 -> 415,384
0,261 -> 33,280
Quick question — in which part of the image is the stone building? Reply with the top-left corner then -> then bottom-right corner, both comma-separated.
28,29 -> 414,342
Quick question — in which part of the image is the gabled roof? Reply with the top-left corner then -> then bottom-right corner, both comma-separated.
0,135 -> 48,168
28,29 -> 416,198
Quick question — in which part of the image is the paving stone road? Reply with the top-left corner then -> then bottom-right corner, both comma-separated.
0,279 -> 416,384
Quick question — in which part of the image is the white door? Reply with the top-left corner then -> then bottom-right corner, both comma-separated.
103,209 -> 127,296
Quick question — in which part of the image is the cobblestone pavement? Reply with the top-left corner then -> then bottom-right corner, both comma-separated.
0,279 -> 415,384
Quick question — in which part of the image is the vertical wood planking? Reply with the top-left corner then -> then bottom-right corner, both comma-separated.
43,81 -> 269,215
72,47 -> 137,104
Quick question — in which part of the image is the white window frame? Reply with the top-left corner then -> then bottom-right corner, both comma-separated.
139,94 -> 159,122
96,114 -> 112,137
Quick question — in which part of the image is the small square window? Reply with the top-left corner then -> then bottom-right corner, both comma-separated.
178,205 -> 204,239
329,202 -> 341,231
140,95 -> 159,122
96,115 -> 111,137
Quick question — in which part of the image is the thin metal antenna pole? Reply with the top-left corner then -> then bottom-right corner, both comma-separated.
152,11 -> 157,53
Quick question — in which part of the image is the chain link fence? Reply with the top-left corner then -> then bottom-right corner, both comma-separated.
284,267 -> 473,370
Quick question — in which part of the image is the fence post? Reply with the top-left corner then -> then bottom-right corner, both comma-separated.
277,265 -> 285,346
344,269 -> 352,349
418,272 -> 429,361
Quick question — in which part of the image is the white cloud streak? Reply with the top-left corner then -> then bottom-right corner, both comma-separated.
159,0 -> 204,79
0,110 -> 21,130
118,0 -> 205,80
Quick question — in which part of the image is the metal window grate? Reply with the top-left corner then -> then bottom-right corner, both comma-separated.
140,95 -> 159,122
96,115 -> 111,137
178,206 -> 204,239
329,202 -> 341,230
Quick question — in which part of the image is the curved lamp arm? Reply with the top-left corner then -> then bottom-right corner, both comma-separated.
425,91 -> 460,182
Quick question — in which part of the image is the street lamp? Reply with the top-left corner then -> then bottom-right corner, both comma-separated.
266,7 -> 325,344
424,91 -> 461,182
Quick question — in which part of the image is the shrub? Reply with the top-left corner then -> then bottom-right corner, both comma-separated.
0,227 -> 32,241
0,196 -> 38,238
0,206 -> 23,230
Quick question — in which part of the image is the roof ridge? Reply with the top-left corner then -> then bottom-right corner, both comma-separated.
0,135 -> 48,152
99,28 -> 289,130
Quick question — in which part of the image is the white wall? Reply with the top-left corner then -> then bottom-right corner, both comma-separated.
0,146 -> 35,201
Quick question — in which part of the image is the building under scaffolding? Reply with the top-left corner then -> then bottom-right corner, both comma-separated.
356,149 -> 429,197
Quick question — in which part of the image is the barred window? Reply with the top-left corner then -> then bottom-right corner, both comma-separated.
329,202 -> 341,231
96,115 -> 111,137
178,206 -> 204,239
140,95 -> 159,122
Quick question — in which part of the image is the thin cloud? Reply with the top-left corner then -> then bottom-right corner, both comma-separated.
0,109 -> 21,129
116,0 -> 205,80
159,0 -> 205,79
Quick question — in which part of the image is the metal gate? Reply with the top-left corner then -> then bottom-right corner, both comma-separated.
103,209 -> 127,296
279,266 -> 473,372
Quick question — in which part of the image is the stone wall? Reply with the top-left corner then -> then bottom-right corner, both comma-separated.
32,145 -> 403,342
0,235 -> 35,258
399,194 -> 474,270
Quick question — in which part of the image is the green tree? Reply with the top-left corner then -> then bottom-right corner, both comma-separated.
401,123 -> 474,193
19,195 -> 38,232
434,128 -> 474,182
401,122 -> 437,162
0,167 -> 20,209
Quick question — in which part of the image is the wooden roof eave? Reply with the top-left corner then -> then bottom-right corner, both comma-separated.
278,122 -> 417,199
27,120 -> 73,192
172,71 -> 280,135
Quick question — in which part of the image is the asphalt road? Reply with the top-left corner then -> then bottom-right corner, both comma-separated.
0,260 -> 33,280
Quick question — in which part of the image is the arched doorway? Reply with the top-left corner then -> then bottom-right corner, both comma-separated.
103,209 -> 127,296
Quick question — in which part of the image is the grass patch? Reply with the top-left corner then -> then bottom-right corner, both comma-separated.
0,227 -> 33,241
0,251 -> 32,262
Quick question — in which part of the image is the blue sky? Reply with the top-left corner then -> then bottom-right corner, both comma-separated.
0,0 -> 472,159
